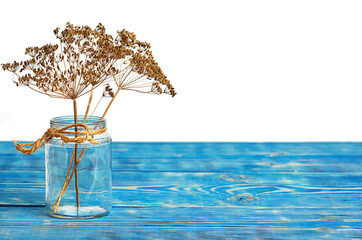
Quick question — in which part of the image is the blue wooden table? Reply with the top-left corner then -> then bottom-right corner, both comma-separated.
0,142 -> 361,239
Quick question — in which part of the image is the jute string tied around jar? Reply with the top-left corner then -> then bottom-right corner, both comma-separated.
14,123 -> 107,155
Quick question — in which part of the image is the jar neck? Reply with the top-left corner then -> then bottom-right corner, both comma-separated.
50,116 -> 106,130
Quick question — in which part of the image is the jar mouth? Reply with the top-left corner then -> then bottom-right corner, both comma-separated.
50,115 -> 106,129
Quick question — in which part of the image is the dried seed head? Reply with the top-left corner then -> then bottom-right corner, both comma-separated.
103,84 -> 114,98
2,22 -> 176,100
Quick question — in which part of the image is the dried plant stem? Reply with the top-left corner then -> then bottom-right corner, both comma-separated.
88,97 -> 103,122
52,90 -> 96,213
51,150 -> 76,211
73,99 -> 80,208
101,88 -> 120,121
83,86 -> 94,123
53,99 -> 81,213
53,147 -> 87,213
51,99 -> 80,213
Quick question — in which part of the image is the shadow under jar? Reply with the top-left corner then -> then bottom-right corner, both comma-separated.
45,116 -> 112,219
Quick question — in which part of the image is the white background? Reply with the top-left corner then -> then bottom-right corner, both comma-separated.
1,0 -> 362,141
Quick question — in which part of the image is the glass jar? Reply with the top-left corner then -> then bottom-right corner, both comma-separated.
45,115 -> 112,219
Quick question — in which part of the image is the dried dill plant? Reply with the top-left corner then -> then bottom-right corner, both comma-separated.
89,29 -> 176,119
2,23 -> 176,119
2,22 -> 176,213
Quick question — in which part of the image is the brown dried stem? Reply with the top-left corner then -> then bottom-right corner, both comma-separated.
53,89 -> 95,212
51,150 -> 76,210
83,86 -> 94,123
53,146 -> 87,213
73,99 -> 80,208
101,88 -> 120,121
53,99 -> 81,213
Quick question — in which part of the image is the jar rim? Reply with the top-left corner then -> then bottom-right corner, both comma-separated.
50,115 -> 106,129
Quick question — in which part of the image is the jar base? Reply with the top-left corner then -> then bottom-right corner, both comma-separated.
46,206 -> 110,219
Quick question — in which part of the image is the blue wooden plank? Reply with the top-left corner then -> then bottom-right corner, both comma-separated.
3,141 -> 362,157
0,207 -> 361,240
1,142 -> 362,172
3,154 -> 362,172
0,171 -> 361,208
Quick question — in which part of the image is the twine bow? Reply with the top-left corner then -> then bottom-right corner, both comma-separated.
14,123 -> 107,155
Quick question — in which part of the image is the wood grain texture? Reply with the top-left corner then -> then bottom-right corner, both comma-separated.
0,142 -> 361,239
0,207 -> 361,239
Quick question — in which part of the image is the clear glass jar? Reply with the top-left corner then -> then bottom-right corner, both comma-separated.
45,115 -> 112,219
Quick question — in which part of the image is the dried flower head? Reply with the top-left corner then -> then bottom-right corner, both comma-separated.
109,30 -> 176,97
2,23 -> 176,100
103,84 -> 114,98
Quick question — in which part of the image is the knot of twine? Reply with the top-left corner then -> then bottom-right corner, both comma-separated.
14,123 -> 107,155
